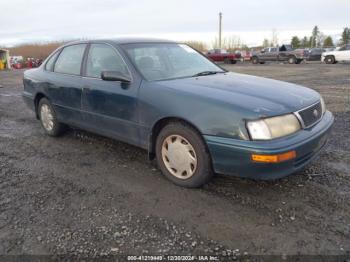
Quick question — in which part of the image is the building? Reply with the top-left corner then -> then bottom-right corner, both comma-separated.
0,49 -> 11,70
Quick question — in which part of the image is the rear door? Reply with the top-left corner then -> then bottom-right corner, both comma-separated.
81,43 -> 141,146
344,45 -> 350,60
268,47 -> 279,61
259,48 -> 270,61
44,43 -> 87,126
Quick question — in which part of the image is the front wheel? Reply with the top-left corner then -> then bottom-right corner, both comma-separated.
325,55 -> 335,64
38,98 -> 66,136
155,122 -> 213,188
252,56 -> 259,64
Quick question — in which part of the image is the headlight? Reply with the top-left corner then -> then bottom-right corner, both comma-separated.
247,114 -> 301,140
320,96 -> 326,115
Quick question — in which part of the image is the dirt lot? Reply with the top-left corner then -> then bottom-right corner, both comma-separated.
0,63 -> 349,259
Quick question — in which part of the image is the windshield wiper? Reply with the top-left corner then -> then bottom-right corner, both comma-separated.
192,71 -> 224,77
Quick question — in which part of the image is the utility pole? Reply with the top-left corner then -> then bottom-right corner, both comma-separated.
219,12 -> 222,48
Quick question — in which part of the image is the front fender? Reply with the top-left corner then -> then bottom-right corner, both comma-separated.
138,81 -> 251,141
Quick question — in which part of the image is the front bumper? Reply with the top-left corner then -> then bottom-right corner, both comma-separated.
205,111 -> 334,180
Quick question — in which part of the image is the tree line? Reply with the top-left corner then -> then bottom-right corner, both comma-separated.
290,26 -> 349,49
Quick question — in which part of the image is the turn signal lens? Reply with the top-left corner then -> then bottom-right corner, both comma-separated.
251,151 -> 296,163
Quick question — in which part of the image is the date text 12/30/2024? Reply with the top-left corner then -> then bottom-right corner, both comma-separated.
127,255 -> 219,261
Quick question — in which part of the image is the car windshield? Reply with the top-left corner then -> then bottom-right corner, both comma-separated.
122,43 -> 224,81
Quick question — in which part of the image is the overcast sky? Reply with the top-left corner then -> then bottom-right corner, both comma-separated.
1,0 -> 349,47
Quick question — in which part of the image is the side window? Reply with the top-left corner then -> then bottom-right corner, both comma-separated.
54,44 -> 86,75
86,44 -> 129,78
45,51 -> 60,71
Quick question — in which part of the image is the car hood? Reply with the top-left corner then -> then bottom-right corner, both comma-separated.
322,51 -> 337,56
158,72 -> 320,117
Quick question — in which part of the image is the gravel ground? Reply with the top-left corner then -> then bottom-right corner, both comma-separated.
0,63 -> 349,260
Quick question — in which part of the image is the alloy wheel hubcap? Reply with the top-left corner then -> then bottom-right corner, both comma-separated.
161,135 -> 197,179
40,104 -> 54,131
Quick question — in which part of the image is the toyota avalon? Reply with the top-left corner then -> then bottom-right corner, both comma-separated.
23,39 -> 334,187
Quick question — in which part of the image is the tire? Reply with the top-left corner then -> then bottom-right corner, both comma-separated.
252,56 -> 259,64
223,58 -> 230,64
259,62 -> 265,64
155,122 -> 213,188
325,55 -> 335,64
230,60 -> 237,64
38,98 -> 66,136
288,56 -> 297,64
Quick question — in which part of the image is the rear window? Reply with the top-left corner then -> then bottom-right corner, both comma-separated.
54,44 -> 86,75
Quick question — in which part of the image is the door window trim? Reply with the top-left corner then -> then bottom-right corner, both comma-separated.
82,42 -> 133,82
44,48 -> 63,72
50,43 -> 88,77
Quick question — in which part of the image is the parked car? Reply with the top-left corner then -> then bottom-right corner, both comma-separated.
251,45 -> 306,64
12,63 -> 22,69
305,48 -> 325,61
206,49 -> 241,64
10,56 -> 24,68
322,44 -> 350,64
23,39 -> 334,188
237,50 -> 252,61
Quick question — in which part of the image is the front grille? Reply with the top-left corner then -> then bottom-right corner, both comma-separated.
297,101 -> 322,128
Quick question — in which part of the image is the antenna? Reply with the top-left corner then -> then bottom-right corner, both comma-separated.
219,12 -> 222,48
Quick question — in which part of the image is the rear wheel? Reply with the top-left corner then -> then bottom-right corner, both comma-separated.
38,98 -> 66,136
325,55 -> 335,64
288,56 -> 297,64
155,122 -> 213,188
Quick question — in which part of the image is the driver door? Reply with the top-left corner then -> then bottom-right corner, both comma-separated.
81,43 -> 141,146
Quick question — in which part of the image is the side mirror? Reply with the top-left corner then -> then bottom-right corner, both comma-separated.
101,71 -> 131,83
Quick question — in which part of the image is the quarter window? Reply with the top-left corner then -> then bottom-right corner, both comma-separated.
45,51 -> 60,71
54,44 -> 86,75
86,44 -> 129,78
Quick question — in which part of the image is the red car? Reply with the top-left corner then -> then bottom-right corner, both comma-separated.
12,63 -> 22,69
206,49 -> 241,64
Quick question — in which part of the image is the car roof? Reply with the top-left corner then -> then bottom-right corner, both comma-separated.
64,37 -> 176,46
